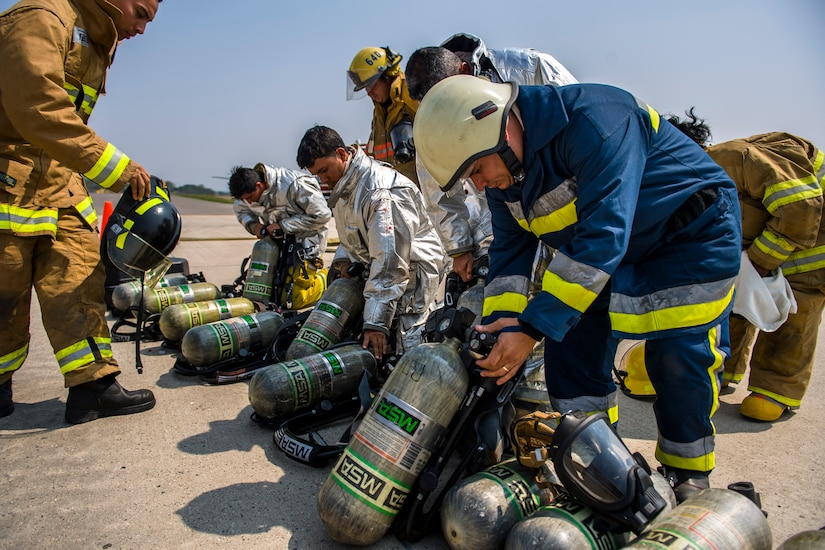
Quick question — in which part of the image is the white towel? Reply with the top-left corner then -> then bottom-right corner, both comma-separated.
732,251 -> 797,332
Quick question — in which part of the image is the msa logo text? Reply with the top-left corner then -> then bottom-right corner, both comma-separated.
377,398 -> 420,435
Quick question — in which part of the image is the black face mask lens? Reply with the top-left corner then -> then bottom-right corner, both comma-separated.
390,120 -> 415,163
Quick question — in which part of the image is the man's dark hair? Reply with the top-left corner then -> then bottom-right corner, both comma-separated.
296,125 -> 346,169
228,165 -> 264,199
666,107 -> 712,148
406,47 -> 464,101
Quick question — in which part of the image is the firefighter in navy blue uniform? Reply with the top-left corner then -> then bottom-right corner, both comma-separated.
414,76 -> 742,501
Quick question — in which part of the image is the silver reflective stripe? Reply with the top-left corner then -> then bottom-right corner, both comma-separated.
485,274 -> 532,299
549,390 -> 619,416
550,252 -> 610,296
782,245 -> 825,275
0,343 -> 28,375
611,277 -> 735,316
658,433 -> 715,460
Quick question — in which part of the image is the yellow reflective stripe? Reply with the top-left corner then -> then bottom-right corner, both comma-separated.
610,285 -> 734,335
55,337 -> 113,374
656,445 -> 715,473
63,82 -> 99,115
523,201 -> 578,236
813,148 -> 824,187
136,197 -> 162,214
763,175 -> 822,214
635,97 -> 660,132
84,143 -> 131,189
754,229 -> 794,262
0,204 -> 58,235
0,343 -> 28,375
155,185 -> 171,202
748,387 -> 801,408
74,195 -> 97,226
782,244 -> 825,275
542,270 -> 597,313
483,292 -> 528,317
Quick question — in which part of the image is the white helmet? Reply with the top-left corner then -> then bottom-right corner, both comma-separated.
414,75 -> 520,194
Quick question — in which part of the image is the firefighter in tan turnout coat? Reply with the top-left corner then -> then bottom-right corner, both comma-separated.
0,0 -> 161,423
708,132 -> 825,422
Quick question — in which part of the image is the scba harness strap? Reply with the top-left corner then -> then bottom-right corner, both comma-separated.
272,371 -> 376,468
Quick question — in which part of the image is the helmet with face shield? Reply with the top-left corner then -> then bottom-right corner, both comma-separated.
346,46 -> 402,100
101,176 -> 182,288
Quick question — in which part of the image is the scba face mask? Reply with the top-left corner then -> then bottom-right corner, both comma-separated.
549,410 -> 667,533
389,119 -> 415,164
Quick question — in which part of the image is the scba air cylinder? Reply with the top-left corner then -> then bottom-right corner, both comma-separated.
625,488 -> 772,550
248,343 -> 376,422
180,311 -> 284,368
111,273 -> 188,313
159,297 -> 256,342
286,277 -> 365,360
243,237 -> 281,305
504,496 -> 631,550
317,337 -> 469,545
143,282 -> 221,314
440,457 -> 558,550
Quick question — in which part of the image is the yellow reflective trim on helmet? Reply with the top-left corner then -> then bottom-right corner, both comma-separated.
135,197 -> 162,215
609,286 -> 734,335
542,270 -> 597,313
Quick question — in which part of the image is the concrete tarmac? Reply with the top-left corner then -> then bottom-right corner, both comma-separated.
2,193 -> 824,549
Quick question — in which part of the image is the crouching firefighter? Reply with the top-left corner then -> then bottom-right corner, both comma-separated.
229,163 -> 331,310
414,76 -> 743,503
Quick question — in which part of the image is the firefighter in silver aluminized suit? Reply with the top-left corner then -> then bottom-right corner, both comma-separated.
407,32 -> 578,282
230,163 -> 331,263
297,125 -> 445,360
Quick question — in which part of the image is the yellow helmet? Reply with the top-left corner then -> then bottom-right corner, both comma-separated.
615,341 -> 657,399
346,46 -> 402,99
413,75 -> 519,194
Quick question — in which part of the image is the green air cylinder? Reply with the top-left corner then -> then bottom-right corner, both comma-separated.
242,237 -> 281,305
111,273 -> 189,313
286,277 -> 365,360
625,488 -> 772,550
248,343 -> 376,422
505,496 -> 631,550
316,338 -> 469,545
143,282 -> 221,314
159,297 -> 256,342
440,457 -> 558,550
180,311 -> 284,368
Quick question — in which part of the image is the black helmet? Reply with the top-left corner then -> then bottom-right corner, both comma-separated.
101,177 -> 182,286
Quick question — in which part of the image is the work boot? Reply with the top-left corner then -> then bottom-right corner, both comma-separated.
65,375 -> 155,424
0,379 -> 13,417
740,392 -> 788,422
659,466 -> 710,503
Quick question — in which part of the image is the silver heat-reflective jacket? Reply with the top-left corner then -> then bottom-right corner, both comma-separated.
418,32 -> 578,258
233,164 -> 331,261
329,147 -> 445,335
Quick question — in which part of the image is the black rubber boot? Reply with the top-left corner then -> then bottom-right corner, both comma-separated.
0,379 -> 13,417
659,466 -> 710,503
65,375 -> 155,424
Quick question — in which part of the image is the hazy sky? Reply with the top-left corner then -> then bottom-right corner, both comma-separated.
3,0 -> 823,192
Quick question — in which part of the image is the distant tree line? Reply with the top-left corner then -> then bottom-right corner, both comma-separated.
85,178 -> 228,196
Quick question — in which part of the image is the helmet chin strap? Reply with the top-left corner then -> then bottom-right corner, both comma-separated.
499,144 -> 525,184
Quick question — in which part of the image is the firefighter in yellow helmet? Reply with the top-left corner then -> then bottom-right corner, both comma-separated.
347,46 -> 419,184
0,0 -> 162,423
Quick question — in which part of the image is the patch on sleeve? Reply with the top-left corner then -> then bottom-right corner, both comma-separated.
72,26 -> 89,48
0,171 -> 17,187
